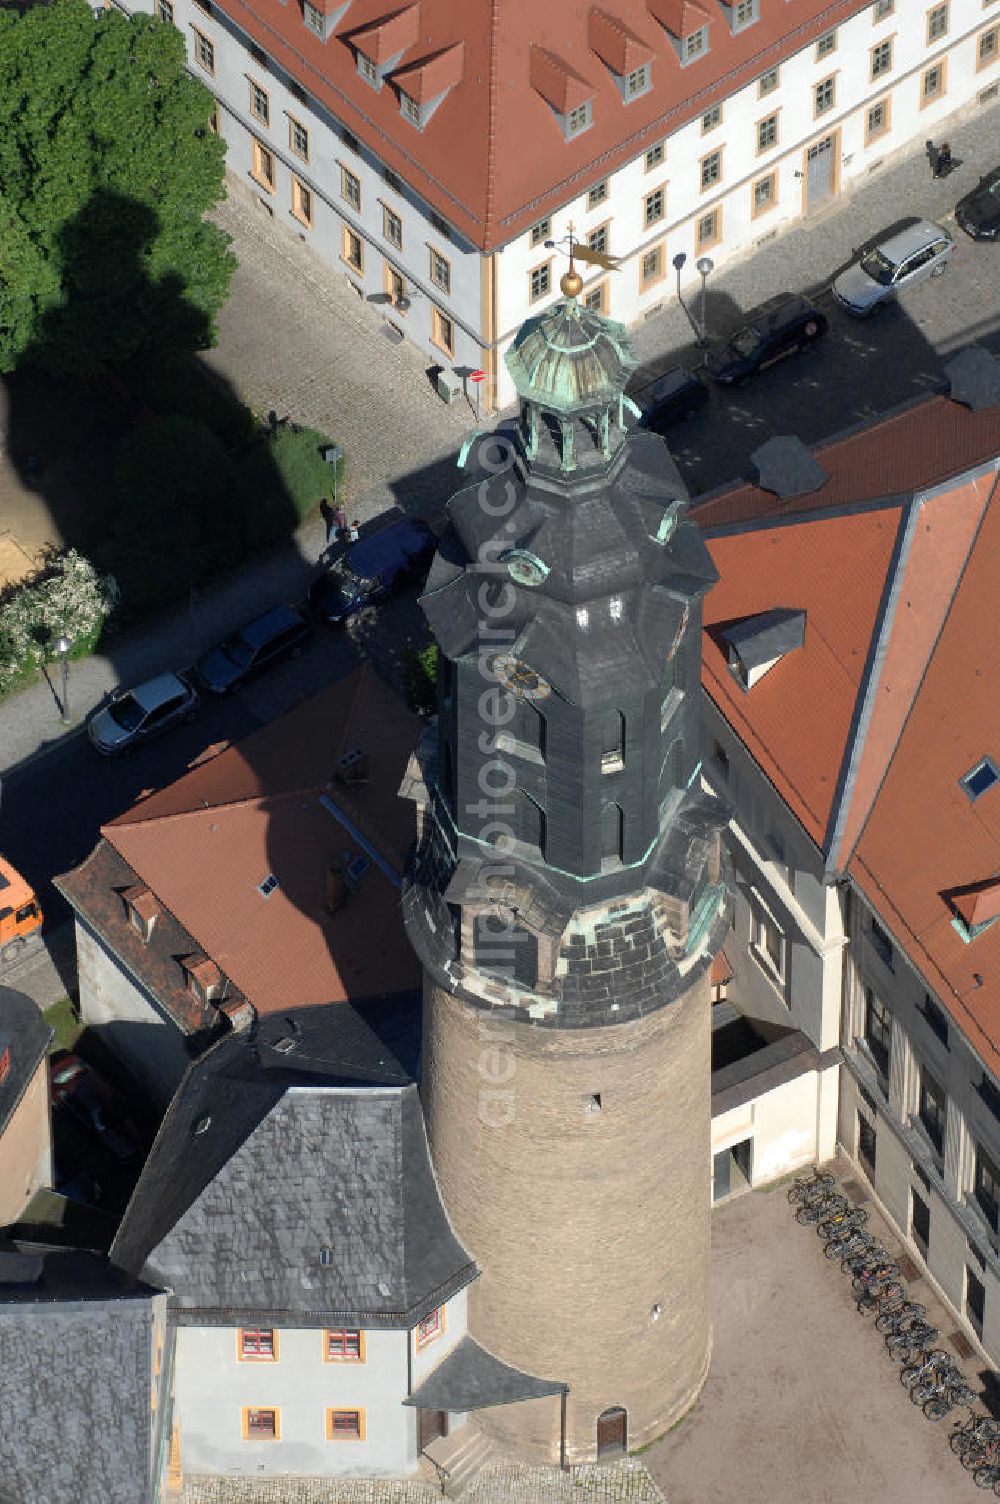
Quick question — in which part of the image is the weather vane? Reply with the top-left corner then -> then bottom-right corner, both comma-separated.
544,221 -> 622,299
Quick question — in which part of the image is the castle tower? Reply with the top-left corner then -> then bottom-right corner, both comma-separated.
402,275 -> 728,1464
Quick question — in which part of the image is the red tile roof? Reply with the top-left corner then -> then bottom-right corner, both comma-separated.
226,0 -> 874,251
88,668 -> 422,1020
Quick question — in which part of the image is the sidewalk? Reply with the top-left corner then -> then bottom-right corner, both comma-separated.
1,96 -> 996,781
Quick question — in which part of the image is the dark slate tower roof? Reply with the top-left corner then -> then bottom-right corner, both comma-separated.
403,280 -> 729,1029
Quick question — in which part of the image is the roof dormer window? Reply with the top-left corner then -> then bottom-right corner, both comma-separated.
721,609 -> 806,691
122,885 -> 159,943
948,879 -> 1000,943
400,89 -> 420,123
357,50 -> 379,87
682,26 -> 708,62
183,955 -> 223,1005
566,100 -> 593,139
626,62 -> 651,98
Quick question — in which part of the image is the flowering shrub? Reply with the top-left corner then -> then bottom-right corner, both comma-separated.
0,548 -> 115,696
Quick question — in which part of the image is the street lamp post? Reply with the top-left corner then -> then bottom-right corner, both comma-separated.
54,633 -> 71,725
695,256 -> 715,347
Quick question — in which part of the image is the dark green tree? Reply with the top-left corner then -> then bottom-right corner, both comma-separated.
0,0 -> 235,374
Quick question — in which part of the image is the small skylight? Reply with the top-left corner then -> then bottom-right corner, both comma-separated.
346,854 -> 370,886
319,1247 -> 335,1266
258,874 -> 280,898
961,757 -> 1000,802
272,1037 -> 298,1055
191,1115 -> 212,1137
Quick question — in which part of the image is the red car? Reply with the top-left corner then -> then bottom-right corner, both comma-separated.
49,1053 -> 142,1163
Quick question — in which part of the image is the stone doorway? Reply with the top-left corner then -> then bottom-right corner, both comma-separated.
418,1408 -> 448,1451
596,1406 -> 628,1458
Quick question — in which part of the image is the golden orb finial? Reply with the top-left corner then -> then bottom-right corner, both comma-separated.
560,268 -> 583,300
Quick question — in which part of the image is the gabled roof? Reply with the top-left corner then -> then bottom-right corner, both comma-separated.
221,0 -> 879,252
588,9 -> 655,73
0,986 -> 53,1141
57,668 -> 421,1021
112,1031 -> 475,1326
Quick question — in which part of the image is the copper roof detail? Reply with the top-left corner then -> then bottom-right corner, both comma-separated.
506,297 -> 637,415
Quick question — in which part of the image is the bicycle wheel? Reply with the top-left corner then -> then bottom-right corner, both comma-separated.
925,1398 -> 951,1421
975,1466 -> 1000,1489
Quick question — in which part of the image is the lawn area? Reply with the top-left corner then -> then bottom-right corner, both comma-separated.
43,995 -> 83,1054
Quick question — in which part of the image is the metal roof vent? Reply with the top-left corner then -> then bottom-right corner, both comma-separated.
945,346 -> 1000,412
750,435 -> 827,498
722,608 -> 806,691
273,1036 -> 298,1055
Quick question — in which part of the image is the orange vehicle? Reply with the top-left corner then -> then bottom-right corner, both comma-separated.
0,856 -> 44,962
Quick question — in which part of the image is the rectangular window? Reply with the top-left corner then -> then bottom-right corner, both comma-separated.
644,186 -> 665,226
640,244 -> 663,288
430,212 -> 451,240
243,1407 -> 279,1440
756,113 -> 778,153
870,918 -> 894,970
701,103 -> 722,133
239,1328 -> 276,1360
289,117 -> 309,161
251,139 -> 275,192
529,263 -> 551,302
584,282 -> 608,314
325,1329 -> 364,1361
967,1267 -> 986,1337
156,0 -> 174,20
866,98 -> 890,142
733,0 -> 758,30
918,1064 -> 947,1156
863,986 -> 891,1077
922,62 -> 946,102
431,307 -> 454,357
342,227 -> 363,273
327,1408 -> 365,1440
911,1188 -> 931,1256
645,142 -> 665,171
291,177 -> 313,228
758,66 -> 779,97
192,28 -> 215,75
980,25 -> 999,63
340,166 -> 361,211
400,92 -> 421,125
416,1307 -> 444,1349
873,0 -> 895,17
815,28 -> 838,59
711,738 -> 729,779
858,1112 -> 877,1174
587,179 -> 609,210
683,26 -> 708,62
814,76 -> 836,117
871,39 -> 893,79
529,216 -> 551,247
249,80 -> 270,128
587,223 -> 609,255
626,63 -> 650,97
927,2 -> 949,42
429,248 -> 451,296
975,1144 -> 1000,1231
700,150 -> 722,190
751,896 -> 786,987
357,52 -> 379,86
566,101 -> 592,138
697,207 -> 721,250
303,1 -> 325,36
922,994 -> 949,1046
382,205 -> 403,250
752,172 -> 777,216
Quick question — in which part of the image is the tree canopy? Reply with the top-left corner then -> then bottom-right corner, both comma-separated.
0,0 -> 236,374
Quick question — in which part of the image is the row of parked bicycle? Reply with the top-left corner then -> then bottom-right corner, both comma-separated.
787,1167 -> 1000,1490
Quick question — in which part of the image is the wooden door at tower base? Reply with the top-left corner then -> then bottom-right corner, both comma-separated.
596,1406 -> 627,1457
418,1408 -> 448,1451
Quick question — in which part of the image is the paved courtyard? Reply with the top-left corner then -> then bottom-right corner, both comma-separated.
645,1168 -> 979,1504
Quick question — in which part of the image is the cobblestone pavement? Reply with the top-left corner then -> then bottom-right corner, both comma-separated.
181,1459 -> 665,1504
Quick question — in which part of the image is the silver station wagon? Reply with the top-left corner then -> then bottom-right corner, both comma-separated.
833,220 -> 955,316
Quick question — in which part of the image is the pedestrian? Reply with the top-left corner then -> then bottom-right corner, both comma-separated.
334,506 -> 347,539
934,142 -> 952,179
348,519 -> 361,543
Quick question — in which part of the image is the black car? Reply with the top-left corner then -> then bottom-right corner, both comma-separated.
705,294 -> 828,385
955,168 -> 1000,241
309,515 -> 436,626
195,604 -> 312,694
633,366 -> 710,433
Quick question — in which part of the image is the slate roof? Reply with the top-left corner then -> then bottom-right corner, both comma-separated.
112,1030 -> 476,1326
222,0 -> 873,252
55,667 -> 422,1024
0,985 -> 52,1140
403,1334 -> 567,1409
0,1249 -> 159,1504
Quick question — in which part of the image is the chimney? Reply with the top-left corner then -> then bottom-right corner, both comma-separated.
335,747 -> 369,784
325,866 -> 349,914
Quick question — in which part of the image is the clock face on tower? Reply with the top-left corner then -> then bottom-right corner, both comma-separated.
492,653 -> 552,702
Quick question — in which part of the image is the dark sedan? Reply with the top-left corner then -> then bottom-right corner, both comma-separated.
195,603 -> 312,694
632,366 -> 710,433
705,294 -> 828,385
956,168 -> 1000,240
309,516 -> 436,626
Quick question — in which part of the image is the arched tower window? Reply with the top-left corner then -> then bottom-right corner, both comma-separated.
601,711 -> 625,774
601,802 -> 624,870
514,791 -> 545,855
501,697 -> 545,758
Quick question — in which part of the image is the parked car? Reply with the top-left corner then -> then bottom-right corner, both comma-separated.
632,366 -> 710,433
87,671 -> 198,756
955,168 -> 1000,240
832,220 -> 955,315
194,604 -> 312,694
49,1053 -> 142,1164
309,516 -> 437,626
704,294 -> 828,385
